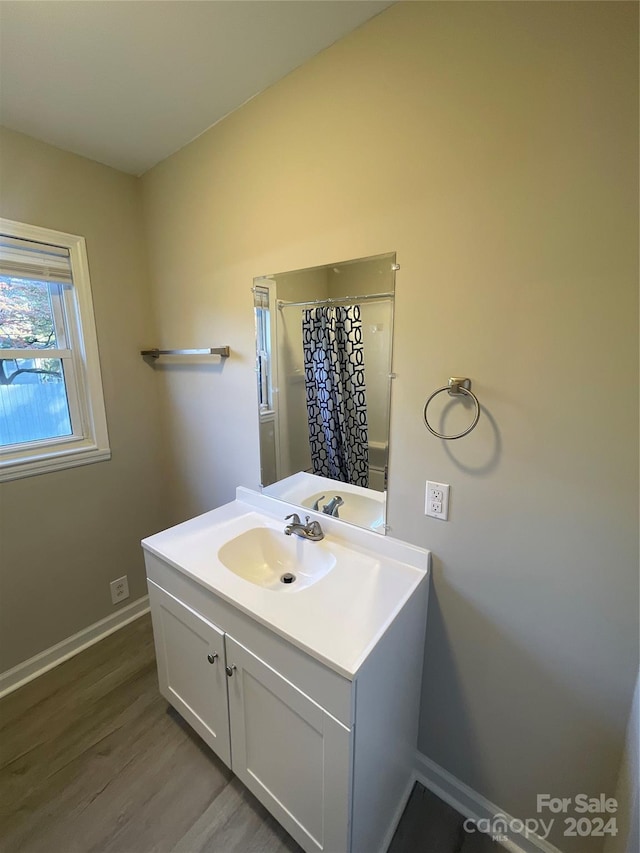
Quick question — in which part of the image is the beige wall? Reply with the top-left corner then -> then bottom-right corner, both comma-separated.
141,4 -> 638,850
0,128 -> 166,671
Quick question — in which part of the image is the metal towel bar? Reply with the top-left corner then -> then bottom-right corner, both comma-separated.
140,347 -> 230,359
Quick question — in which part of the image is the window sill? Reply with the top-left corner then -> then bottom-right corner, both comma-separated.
0,441 -> 111,482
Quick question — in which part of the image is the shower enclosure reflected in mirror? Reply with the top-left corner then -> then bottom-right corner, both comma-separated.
253,252 -> 396,534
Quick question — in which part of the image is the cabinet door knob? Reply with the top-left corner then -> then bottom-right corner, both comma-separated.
225,664 -> 236,677
207,653 -> 218,664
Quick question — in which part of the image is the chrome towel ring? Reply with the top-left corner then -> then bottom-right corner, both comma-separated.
423,377 -> 480,440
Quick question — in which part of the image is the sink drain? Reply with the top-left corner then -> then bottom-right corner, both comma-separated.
280,572 -> 296,585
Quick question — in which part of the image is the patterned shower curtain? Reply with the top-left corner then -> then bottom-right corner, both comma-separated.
302,305 -> 369,487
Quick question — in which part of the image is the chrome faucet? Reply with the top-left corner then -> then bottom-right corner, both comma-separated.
311,495 -> 344,518
322,496 -> 344,518
284,513 -> 324,541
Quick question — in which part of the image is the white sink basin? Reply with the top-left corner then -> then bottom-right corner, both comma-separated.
141,488 -> 430,678
217,526 -> 336,591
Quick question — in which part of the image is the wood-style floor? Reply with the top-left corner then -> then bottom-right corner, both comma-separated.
0,614 -> 500,853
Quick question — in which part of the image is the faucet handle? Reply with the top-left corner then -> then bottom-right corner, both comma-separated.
312,496 -> 325,511
285,513 -> 301,525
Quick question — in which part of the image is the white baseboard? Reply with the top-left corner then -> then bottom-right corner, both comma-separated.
415,752 -> 565,853
0,595 -> 150,699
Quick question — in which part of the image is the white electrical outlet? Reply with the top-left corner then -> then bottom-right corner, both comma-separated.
425,481 -> 450,520
110,575 -> 129,605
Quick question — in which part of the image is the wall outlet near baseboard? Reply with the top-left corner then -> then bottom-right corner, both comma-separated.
110,575 -> 130,605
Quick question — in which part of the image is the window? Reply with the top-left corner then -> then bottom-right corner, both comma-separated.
0,219 -> 110,481
254,285 -> 273,412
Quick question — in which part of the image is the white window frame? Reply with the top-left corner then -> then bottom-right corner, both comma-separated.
0,218 -> 110,482
254,284 -> 274,413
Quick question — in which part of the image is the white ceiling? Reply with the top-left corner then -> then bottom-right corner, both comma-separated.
0,1 -> 392,176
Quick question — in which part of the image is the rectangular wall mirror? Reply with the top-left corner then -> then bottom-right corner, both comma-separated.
253,252 -> 396,534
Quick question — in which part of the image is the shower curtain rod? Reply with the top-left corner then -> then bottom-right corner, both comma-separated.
277,291 -> 394,309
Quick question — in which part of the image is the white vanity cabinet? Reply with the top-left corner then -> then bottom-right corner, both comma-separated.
147,582 -> 231,766
143,496 -> 429,853
149,568 -> 352,853
225,635 -> 352,853
148,574 -> 353,852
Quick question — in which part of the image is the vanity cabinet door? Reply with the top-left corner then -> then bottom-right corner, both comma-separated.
148,581 -> 231,767
225,635 -> 352,853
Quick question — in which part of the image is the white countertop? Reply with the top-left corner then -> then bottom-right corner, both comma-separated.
142,488 -> 430,678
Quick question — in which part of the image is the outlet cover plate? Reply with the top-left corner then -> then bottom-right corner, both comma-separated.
425,481 -> 450,520
110,575 -> 130,604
